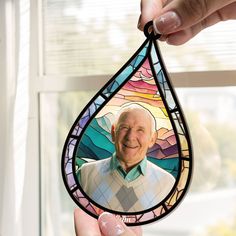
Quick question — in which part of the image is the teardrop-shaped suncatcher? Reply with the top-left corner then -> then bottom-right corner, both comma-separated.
62,22 -> 193,225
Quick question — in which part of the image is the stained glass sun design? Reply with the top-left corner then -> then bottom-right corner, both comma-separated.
62,22 -> 193,225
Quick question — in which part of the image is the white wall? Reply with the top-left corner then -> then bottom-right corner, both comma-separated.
0,0 -> 7,222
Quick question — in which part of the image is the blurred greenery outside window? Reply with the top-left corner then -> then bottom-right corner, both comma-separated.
40,0 -> 236,236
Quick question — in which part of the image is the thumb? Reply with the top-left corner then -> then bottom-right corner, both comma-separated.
153,0 -> 234,34
98,212 -> 142,236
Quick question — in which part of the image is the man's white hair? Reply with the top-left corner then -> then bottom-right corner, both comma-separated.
113,103 -> 156,133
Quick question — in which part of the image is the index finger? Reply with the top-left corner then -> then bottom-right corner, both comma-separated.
74,208 -> 101,236
138,0 -> 167,30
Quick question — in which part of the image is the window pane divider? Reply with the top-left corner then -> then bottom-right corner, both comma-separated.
36,70 -> 236,92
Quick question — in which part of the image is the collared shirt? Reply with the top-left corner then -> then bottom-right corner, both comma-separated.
110,154 -> 147,182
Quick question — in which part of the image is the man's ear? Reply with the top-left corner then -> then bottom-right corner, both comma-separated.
111,124 -> 116,142
149,131 -> 157,148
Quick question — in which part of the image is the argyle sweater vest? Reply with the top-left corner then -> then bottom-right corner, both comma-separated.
79,157 -> 175,212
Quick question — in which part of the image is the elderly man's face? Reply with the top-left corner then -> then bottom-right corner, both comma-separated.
111,109 -> 156,166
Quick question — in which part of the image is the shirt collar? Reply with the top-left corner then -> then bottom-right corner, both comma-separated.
110,153 -> 147,176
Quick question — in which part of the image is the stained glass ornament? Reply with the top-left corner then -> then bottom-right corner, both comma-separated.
62,21 -> 193,225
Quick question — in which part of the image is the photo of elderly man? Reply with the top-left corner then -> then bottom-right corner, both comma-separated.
78,104 -> 175,212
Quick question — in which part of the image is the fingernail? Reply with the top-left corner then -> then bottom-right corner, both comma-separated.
153,11 -> 181,34
98,212 -> 125,236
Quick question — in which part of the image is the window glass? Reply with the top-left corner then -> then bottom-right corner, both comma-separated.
40,87 -> 236,236
43,0 -> 143,76
40,91 -> 96,236
43,0 -> 236,76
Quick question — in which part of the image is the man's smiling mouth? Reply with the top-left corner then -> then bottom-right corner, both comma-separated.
123,144 -> 138,149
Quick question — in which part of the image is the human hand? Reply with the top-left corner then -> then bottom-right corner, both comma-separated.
138,0 -> 236,45
74,208 -> 142,236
